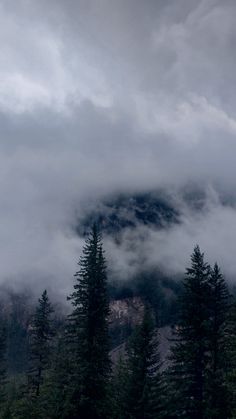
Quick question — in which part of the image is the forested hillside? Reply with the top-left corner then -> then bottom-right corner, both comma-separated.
0,225 -> 235,418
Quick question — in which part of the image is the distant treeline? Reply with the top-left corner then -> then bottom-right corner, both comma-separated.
0,225 -> 235,418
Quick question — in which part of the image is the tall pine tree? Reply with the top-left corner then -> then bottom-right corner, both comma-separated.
225,297 -> 236,417
168,245 -> 211,419
27,290 -> 54,398
124,305 -> 164,419
0,322 -> 6,411
206,263 -> 230,419
67,224 -> 110,419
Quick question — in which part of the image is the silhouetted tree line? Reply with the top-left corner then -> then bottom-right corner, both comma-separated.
0,226 -> 236,418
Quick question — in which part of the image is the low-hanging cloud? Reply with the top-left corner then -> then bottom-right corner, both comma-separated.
0,0 -> 236,296
104,190 -> 236,282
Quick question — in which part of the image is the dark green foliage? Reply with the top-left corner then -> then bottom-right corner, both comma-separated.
0,322 -> 7,410
206,263 -> 230,418
7,293 -> 30,375
112,355 -> 130,419
7,310 -> 28,375
108,279 -> 134,300
1,241 -> 236,419
10,397 -> 40,419
168,247 -> 231,419
109,323 -> 133,350
67,224 -> 110,419
45,333 -> 73,419
27,290 -> 54,398
168,245 -> 211,419
135,272 -> 165,326
226,298 -> 236,417
123,306 -> 164,419
109,271 -> 181,330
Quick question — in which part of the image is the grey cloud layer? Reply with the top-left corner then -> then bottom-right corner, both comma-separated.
0,0 -> 236,293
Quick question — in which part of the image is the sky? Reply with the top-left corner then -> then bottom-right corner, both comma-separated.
1,0 -> 236,297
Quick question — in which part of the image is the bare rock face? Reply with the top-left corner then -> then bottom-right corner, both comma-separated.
110,325 -> 172,369
109,297 -> 145,350
109,297 -> 172,368
109,296 -> 144,328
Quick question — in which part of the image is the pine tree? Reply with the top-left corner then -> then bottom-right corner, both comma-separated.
168,245 -> 211,419
67,224 -> 110,419
0,322 -> 6,410
124,305 -> 164,419
225,297 -> 236,417
112,355 -> 130,419
27,290 -> 54,398
46,332 -> 73,419
206,263 -> 230,419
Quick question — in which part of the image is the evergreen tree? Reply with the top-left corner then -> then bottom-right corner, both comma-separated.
46,332 -> 73,419
67,224 -> 110,419
27,290 -> 54,398
112,355 -> 130,419
168,245 -> 211,419
7,293 -> 30,375
206,263 -> 230,419
225,297 -> 236,417
0,323 -> 6,411
124,305 -> 164,419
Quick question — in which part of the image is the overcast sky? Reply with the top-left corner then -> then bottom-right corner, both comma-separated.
1,0 -> 236,296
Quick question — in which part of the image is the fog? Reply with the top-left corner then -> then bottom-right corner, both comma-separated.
0,0 -> 236,295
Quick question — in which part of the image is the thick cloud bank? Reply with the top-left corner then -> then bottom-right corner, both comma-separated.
0,0 -> 236,295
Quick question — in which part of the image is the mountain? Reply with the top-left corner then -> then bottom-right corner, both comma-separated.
78,191 -> 179,236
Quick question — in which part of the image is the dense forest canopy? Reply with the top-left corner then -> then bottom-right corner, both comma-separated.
0,227 -> 235,418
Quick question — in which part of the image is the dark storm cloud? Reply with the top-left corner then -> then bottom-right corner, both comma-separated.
0,0 -> 236,293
